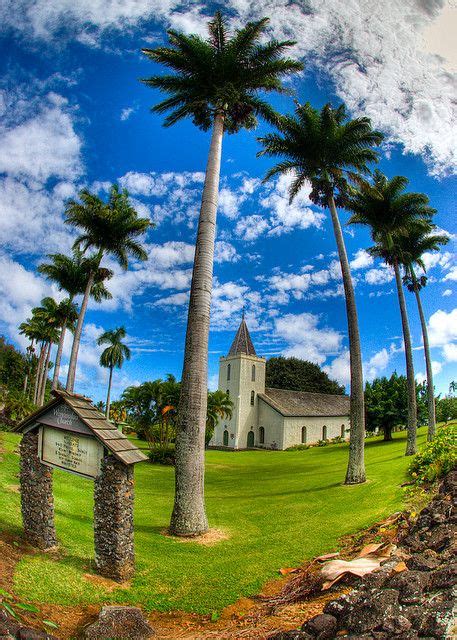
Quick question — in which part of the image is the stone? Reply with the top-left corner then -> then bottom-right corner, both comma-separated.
417,602 -> 454,638
18,628 -> 57,639
405,550 -> 441,572
84,606 -> 154,639
301,613 -> 337,638
387,570 -> 429,604
381,614 -> 412,635
93,456 -> 135,582
268,632 -> 313,640
424,523 -> 454,553
346,589 -> 400,634
323,593 -> 355,622
19,431 -> 57,550
428,563 -> 457,590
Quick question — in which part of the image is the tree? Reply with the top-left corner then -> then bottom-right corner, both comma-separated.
206,390 -> 233,446
266,357 -> 345,395
436,396 -> 457,423
365,373 -> 426,440
142,12 -> 303,535
347,172 -> 434,456
64,185 -> 150,392
258,103 -> 383,484
398,223 -> 449,441
450,381 -> 457,396
39,249 -> 114,389
30,298 -> 60,406
97,326 -> 131,418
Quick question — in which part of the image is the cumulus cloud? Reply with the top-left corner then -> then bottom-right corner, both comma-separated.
442,288 -> 453,297
350,249 -> 374,271
235,215 -> 270,242
365,267 -> 395,285
274,312 -> 342,365
323,350 -> 351,386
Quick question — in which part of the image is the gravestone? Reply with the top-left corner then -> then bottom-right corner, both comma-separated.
17,390 -> 147,581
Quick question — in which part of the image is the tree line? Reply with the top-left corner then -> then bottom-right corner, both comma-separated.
8,12 -> 452,537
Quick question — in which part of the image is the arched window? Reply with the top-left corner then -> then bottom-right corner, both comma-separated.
322,425 -> 327,440
247,430 -> 255,447
341,424 -> 345,438
301,426 -> 307,444
227,363 -> 231,381
251,365 -> 256,382
250,390 -> 255,405
226,389 -> 230,397
223,430 -> 229,446
259,426 -> 265,444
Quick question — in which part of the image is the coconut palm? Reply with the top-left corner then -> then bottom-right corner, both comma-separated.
396,223 -> 448,441
29,300 -> 61,406
205,390 -> 233,446
258,102 -> 383,484
347,172 -> 434,455
97,327 -> 131,418
19,320 -> 37,396
51,299 -> 79,390
142,11 -> 303,535
39,249 -> 113,390
64,184 -> 150,393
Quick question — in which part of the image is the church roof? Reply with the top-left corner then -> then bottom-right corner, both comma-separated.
228,315 -> 257,356
259,388 -> 350,417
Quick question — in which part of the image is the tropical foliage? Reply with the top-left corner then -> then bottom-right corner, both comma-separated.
408,423 -> 457,484
98,326 -> 131,417
266,356 -> 344,395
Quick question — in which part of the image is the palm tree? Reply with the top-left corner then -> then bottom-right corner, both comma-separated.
396,223 -> 448,441
64,185 -> 150,392
258,103 -> 383,484
97,326 -> 131,418
142,12 -> 302,535
347,172 -> 434,455
39,249 -> 114,389
19,320 -> 37,396
206,390 -> 233,446
51,299 -> 79,390
29,300 -> 61,406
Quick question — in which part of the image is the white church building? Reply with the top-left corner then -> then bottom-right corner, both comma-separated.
210,316 -> 351,450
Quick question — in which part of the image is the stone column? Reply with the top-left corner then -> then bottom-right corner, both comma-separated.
94,455 -> 135,581
19,430 -> 57,549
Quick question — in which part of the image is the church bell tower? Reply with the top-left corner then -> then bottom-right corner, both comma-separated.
211,313 -> 266,449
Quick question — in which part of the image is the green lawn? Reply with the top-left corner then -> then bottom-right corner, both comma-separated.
0,429 -> 427,613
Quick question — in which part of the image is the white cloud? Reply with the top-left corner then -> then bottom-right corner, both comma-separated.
235,215 -> 270,242
442,343 -> 457,362
364,348 -> 390,381
365,267 -> 395,285
120,106 -> 135,121
350,249 -> 374,270
214,241 -> 239,263
442,288 -> 453,297
443,266 -> 457,282
323,350 -> 350,385
428,307 -> 457,347
274,312 -> 342,365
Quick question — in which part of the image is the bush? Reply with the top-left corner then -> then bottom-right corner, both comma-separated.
148,444 -> 175,465
0,390 -> 35,429
286,443 -> 310,451
408,424 -> 457,484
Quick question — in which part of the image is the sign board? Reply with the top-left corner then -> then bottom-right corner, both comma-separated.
38,404 -> 91,436
39,426 -> 104,479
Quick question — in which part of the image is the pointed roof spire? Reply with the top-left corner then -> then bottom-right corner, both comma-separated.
228,314 -> 256,356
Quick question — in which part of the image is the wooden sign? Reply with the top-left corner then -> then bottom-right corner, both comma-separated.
38,404 -> 90,435
39,426 -> 104,479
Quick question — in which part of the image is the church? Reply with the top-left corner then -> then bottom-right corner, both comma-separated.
210,316 -> 351,450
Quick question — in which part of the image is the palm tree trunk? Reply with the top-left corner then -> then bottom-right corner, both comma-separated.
52,325 -> 66,390
39,342 -> 52,406
33,343 -> 45,405
106,366 -> 113,418
328,195 -> 366,484
66,272 -> 95,393
410,267 -> 436,441
170,112 -> 225,536
393,260 -> 417,455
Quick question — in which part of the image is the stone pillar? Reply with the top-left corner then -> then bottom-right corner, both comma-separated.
94,455 -> 135,581
19,430 -> 57,549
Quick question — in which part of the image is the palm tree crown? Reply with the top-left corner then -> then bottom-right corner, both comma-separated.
258,102 -> 384,205
397,223 -> 449,291
141,12 -> 303,133
97,326 -> 131,370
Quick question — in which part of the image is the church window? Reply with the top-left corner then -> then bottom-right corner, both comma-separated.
301,426 -> 307,444
223,430 -> 229,446
251,365 -> 256,381
341,424 -> 345,438
227,364 -> 231,381
226,389 -> 230,397
322,425 -> 327,440
259,426 -> 265,444
250,390 -> 255,405
247,430 -> 255,447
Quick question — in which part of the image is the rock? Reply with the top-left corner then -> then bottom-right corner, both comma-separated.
424,523 -> 454,552
387,570 -> 429,604
301,613 -> 337,638
323,594 -> 354,622
405,549 -> 441,572
18,628 -> 57,639
84,606 -> 154,640
417,602 -> 454,638
381,614 -> 412,635
268,632 -> 313,640
428,563 -> 457,590
346,589 -> 400,634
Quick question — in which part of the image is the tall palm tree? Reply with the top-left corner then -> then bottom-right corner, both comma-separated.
396,223 -> 448,441
142,12 -> 303,535
97,326 -> 131,418
19,320 -> 37,396
347,172 -> 434,455
64,184 -> 150,392
29,300 -> 61,406
51,299 -> 79,390
39,249 -> 114,389
258,102 -> 383,484
206,390 -> 233,446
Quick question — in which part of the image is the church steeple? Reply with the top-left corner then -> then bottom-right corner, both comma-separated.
228,312 -> 257,356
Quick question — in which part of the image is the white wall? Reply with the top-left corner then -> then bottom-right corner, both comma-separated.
281,415 -> 349,449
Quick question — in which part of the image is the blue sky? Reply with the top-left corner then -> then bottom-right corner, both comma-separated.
0,0 -> 456,402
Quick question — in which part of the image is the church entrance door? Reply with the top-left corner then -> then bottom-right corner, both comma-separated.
223,430 -> 229,446
247,430 -> 255,448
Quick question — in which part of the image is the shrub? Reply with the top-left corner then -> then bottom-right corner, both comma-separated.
408,424 -> 457,484
286,443 -> 310,451
0,390 -> 35,429
148,444 -> 175,465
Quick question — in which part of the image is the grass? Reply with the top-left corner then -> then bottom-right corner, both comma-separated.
0,428 -> 429,614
